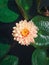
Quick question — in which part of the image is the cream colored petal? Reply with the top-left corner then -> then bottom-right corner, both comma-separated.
12,20 -> 38,46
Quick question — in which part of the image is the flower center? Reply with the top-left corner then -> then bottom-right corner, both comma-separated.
21,28 -> 29,37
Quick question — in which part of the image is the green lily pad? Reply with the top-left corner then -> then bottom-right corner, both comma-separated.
0,55 -> 18,65
0,0 -> 19,23
15,0 -> 33,20
31,15 -> 49,47
0,43 -> 10,59
32,49 -> 47,65
46,58 -> 49,65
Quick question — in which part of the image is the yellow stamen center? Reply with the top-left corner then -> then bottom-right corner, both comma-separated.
21,28 -> 29,37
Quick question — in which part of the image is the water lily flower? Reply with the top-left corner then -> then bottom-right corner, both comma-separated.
12,20 -> 38,46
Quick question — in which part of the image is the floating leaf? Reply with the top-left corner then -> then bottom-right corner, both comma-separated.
0,43 -> 10,59
0,55 -> 18,65
15,0 -> 33,20
32,49 -> 47,65
0,0 -> 19,23
31,15 -> 49,47
46,58 -> 49,65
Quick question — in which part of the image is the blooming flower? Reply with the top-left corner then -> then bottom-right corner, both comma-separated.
12,20 -> 38,46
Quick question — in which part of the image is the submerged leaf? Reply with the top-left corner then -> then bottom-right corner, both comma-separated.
15,0 -> 33,20
37,0 -> 49,14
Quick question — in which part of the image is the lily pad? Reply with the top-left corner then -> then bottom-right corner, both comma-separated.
32,15 -> 49,47
0,55 -> 18,65
46,58 -> 49,65
0,0 -> 19,23
0,43 -> 10,59
32,49 -> 47,65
